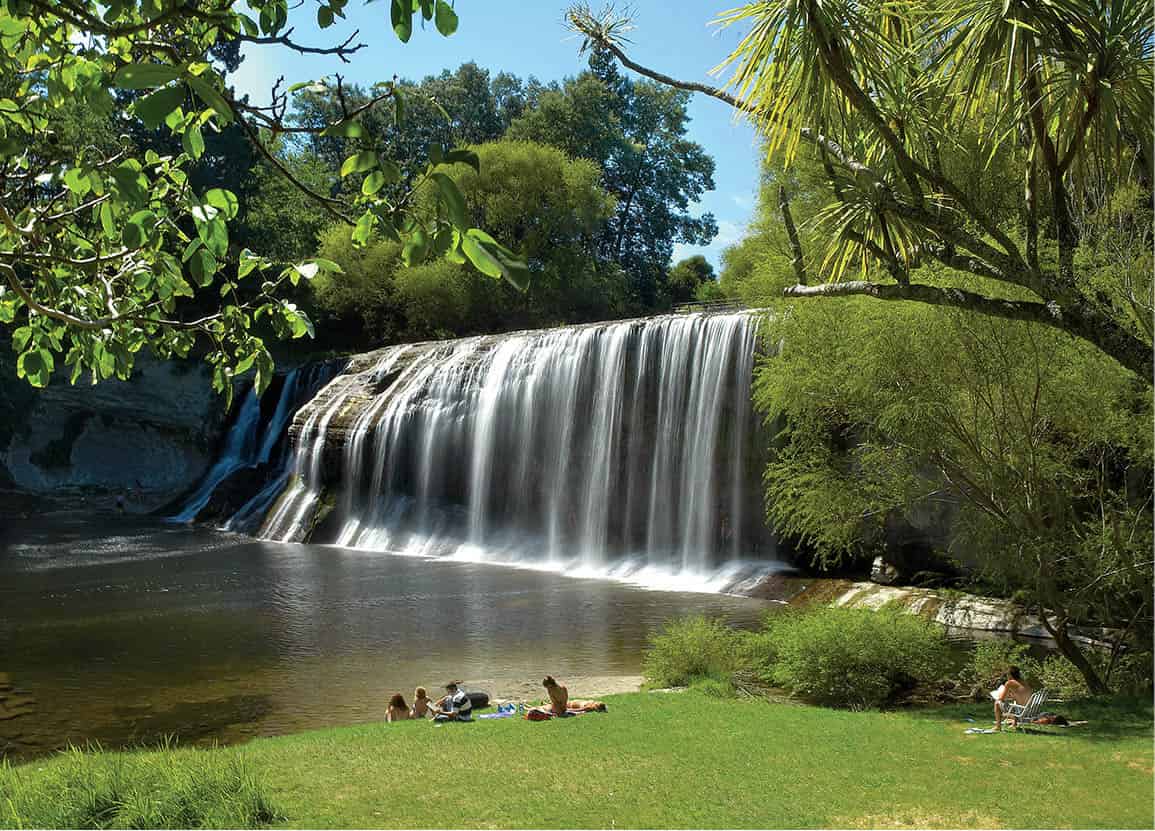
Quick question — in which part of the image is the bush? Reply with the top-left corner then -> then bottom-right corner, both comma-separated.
643,616 -> 765,688
1038,654 -> 1093,700
765,605 -> 951,709
965,640 -> 1042,691
0,746 -> 281,829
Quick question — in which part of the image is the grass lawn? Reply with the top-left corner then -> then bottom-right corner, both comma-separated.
3,693 -> 1152,828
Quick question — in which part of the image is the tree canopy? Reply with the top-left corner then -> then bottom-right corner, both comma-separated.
567,0 -> 1154,380
312,139 -> 625,342
0,0 -> 525,401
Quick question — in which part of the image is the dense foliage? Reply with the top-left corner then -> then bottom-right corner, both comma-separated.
0,1 -> 535,400
643,608 -> 951,709
765,606 -> 951,709
642,615 -> 769,689
312,140 -> 625,343
569,0 -> 1153,378
508,51 -> 717,307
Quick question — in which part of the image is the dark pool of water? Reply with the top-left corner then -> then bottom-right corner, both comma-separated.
0,513 -> 772,759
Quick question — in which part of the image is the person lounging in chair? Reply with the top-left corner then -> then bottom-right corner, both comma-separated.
432,680 -> 473,722
992,665 -> 1032,731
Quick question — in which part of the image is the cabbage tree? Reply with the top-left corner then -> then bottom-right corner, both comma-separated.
567,0 -> 1153,381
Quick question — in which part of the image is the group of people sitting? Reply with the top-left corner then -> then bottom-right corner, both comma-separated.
385,676 -> 604,723
385,680 -> 471,722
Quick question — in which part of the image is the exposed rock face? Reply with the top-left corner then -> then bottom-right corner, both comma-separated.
785,579 -> 1119,648
1,358 -> 227,511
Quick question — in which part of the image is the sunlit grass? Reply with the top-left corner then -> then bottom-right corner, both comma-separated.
3,693 -> 1151,829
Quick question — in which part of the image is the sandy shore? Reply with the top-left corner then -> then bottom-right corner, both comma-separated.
470,674 -> 644,703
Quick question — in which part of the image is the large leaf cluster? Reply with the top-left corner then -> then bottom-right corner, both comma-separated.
0,0 -> 522,402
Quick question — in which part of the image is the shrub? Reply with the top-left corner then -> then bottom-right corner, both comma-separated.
1038,654 -> 1093,700
643,616 -> 763,688
0,746 -> 281,829
965,640 -> 1042,691
765,605 -> 951,709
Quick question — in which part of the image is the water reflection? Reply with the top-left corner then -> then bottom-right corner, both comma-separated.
0,515 -> 770,759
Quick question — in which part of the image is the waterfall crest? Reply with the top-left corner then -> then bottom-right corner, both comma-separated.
256,311 -> 781,590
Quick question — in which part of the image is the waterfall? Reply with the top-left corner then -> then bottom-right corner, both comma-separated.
256,311 -> 780,589
168,362 -> 342,526
167,392 -> 263,523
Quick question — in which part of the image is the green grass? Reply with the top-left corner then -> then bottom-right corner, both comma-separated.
3,693 -> 1151,829
1,743 -> 280,829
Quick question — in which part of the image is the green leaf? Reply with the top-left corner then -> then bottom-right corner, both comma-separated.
361,169 -> 387,195
110,161 -> 147,205
340,151 -> 378,178
317,5 -> 334,27
391,0 -> 413,42
113,63 -> 181,89
292,262 -> 319,282
62,168 -> 90,197
431,172 -> 467,228
188,247 -> 218,287
352,211 -> 376,246
393,89 -> 406,127
434,0 -> 458,36
463,228 -> 529,289
443,148 -> 479,173
322,118 -> 364,138
12,326 -> 32,353
99,201 -> 116,239
460,231 -> 502,279
253,347 -> 275,395
312,258 -> 344,274
197,216 -> 229,258
134,84 -> 185,129
182,123 -> 205,159
17,348 -> 53,388
122,210 -> 156,248
204,188 -> 239,220
401,226 -> 429,267
186,75 -> 233,123
238,248 -> 262,278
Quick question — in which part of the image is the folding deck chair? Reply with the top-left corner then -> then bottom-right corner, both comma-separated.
1002,689 -> 1049,730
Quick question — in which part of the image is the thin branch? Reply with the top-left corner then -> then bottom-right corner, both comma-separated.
233,27 -> 366,63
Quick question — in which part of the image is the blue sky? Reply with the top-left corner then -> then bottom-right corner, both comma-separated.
230,1 -> 763,270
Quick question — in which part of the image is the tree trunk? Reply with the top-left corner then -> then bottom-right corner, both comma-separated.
1038,610 -> 1111,695
778,185 -> 807,285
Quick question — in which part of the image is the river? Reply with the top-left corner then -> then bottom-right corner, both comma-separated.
0,513 -> 771,760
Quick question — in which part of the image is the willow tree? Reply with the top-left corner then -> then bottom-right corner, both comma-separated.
1,0 -> 524,399
567,0 -> 1153,381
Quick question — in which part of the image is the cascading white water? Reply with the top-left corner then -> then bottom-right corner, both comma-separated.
258,311 -> 778,589
169,363 -> 341,526
167,390 -> 265,523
